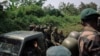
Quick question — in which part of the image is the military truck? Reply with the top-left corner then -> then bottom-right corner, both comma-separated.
0,31 -> 46,56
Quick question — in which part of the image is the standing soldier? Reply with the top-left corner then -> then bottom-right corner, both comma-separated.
40,25 -> 47,34
47,25 -> 52,36
44,29 -> 53,48
78,8 -> 100,56
34,25 -> 40,31
29,24 -> 36,31
58,30 -> 65,44
46,25 -> 53,42
51,27 -> 60,46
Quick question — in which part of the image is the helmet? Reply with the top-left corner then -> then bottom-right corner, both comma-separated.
62,38 -> 78,56
46,46 -> 71,56
67,31 -> 80,40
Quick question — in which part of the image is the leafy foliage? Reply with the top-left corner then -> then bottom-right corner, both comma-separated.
0,0 -> 99,34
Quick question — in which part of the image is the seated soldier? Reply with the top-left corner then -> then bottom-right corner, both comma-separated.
24,40 -> 41,56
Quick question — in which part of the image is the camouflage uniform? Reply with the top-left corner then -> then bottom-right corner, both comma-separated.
39,25 -> 47,32
51,27 -> 60,46
58,30 -> 65,44
44,29 -> 53,48
78,8 -> 100,56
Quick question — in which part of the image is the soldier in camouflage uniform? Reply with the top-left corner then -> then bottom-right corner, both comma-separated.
29,24 -> 36,31
44,29 -> 53,48
47,25 -> 52,35
78,8 -> 100,56
34,25 -> 40,31
51,27 -> 60,46
40,25 -> 47,34
58,30 -> 65,44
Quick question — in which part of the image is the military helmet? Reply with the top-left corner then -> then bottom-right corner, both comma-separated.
67,31 -> 80,39
46,46 -> 71,56
80,8 -> 99,20
62,38 -> 78,56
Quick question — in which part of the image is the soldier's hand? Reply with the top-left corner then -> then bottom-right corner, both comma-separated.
56,43 -> 60,46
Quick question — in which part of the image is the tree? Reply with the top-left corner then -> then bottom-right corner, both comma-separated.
88,2 -> 97,10
59,2 -> 67,15
43,4 -> 54,15
59,2 -> 79,15
36,0 -> 46,6
79,2 -> 86,12
79,2 -> 97,12
43,4 -> 63,16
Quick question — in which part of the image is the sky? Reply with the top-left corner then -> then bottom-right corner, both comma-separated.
43,0 -> 100,8
0,0 -> 5,2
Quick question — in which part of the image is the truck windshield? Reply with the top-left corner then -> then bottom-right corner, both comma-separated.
0,37 -> 21,56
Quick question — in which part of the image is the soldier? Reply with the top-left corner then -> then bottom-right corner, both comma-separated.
46,25 -> 53,42
34,25 -> 40,31
23,40 -> 41,56
29,24 -> 36,31
40,25 -> 47,34
44,29 -> 53,48
51,27 -> 60,46
47,25 -> 52,35
78,8 -> 100,56
58,30 -> 65,44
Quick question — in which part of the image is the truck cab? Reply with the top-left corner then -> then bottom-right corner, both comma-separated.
0,31 -> 46,56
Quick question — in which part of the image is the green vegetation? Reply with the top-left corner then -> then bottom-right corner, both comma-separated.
0,0 -> 100,34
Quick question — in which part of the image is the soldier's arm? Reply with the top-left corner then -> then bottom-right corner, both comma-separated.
86,35 -> 100,52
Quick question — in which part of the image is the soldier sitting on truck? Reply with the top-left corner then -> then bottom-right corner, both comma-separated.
23,40 -> 41,56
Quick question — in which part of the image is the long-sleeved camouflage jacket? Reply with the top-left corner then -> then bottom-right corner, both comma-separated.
78,31 -> 100,56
